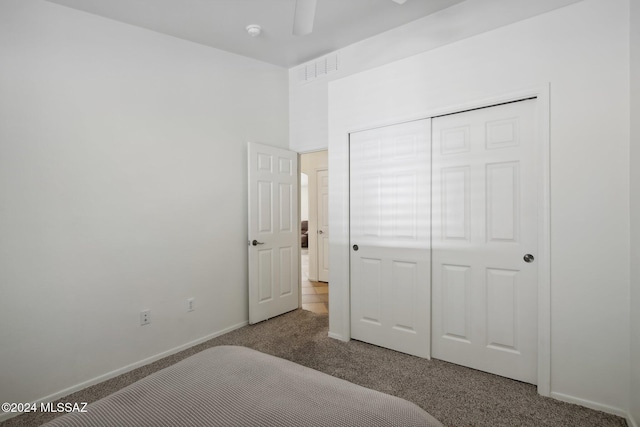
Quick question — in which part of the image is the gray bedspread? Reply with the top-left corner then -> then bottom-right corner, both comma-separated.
43,345 -> 442,426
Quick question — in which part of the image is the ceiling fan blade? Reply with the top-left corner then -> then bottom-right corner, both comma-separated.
391,0 -> 407,4
293,0 -> 317,36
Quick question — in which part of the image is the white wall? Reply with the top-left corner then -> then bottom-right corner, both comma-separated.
630,0 -> 640,424
288,0 -> 581,153
300,151 -> 328,282
0,0 -> 288,415
327,0 -> 630,416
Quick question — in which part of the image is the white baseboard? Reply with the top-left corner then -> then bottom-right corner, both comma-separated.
0,321 -> 248,423
327,331 -> 349,342
550,391 -> 628,419
627,412 -> 639,427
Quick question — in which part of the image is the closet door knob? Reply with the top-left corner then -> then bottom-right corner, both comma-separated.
523,254 -> 534,263
353,245 -> 359,251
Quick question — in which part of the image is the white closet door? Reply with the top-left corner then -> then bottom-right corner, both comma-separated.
350,119 -> 431,358
431,99 -> 538,384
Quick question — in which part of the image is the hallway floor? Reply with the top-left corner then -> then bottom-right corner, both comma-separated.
301,249 -> 328,314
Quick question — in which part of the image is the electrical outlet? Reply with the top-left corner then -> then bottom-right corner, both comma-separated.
140,310 -> 151,326
187,298 -> 195,312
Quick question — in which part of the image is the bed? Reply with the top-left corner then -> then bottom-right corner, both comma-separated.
42,346 -> 442,426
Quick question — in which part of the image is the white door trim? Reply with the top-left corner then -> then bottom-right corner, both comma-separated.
316,168 -> 329,282
328,84 -> 551,395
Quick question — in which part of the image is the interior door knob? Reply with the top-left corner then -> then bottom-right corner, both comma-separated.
318,230 -> 324,234
353,244 -> 359,251
523,254 -> 534,263
252,240 -> 265,246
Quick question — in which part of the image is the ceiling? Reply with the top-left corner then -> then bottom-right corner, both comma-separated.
45,0 -> 465,68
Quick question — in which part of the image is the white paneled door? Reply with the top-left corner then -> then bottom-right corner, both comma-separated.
317,169 -> 329,282
248,142 -> 299,324
431,99 -> 538,384
350,119 -> 431,358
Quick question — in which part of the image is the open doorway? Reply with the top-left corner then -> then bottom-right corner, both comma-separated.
300,151 -> 329,314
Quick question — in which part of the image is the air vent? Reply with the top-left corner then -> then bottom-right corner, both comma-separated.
326,54 -> 338,73
295,53 -> 339,84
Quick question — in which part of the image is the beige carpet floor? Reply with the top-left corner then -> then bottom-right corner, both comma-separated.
2,309 -> 628,427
